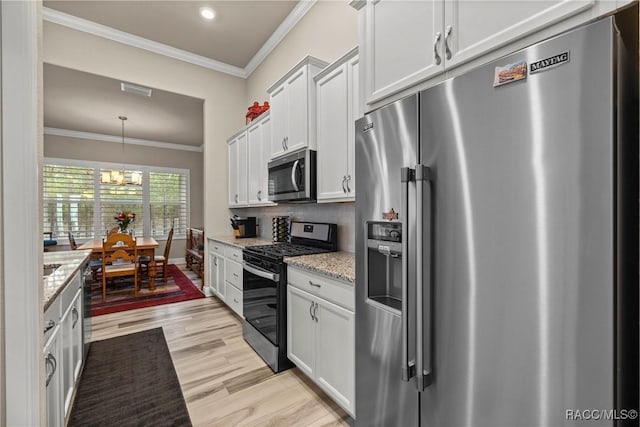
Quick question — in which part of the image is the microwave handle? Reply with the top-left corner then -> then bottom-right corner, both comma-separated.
291,160 -> 300,192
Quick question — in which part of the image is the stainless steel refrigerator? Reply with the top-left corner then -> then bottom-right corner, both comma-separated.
355,17 -> 638,427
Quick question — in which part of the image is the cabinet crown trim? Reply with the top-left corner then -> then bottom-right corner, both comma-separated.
349,0 -> 366,10
313,47 -> 359,82
226,110 -> 271,143
267,55 -> 329,94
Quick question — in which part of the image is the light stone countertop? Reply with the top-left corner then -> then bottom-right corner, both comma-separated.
209,235 -> 273,249
285,251 -> 355,284
43,250 -> 92,311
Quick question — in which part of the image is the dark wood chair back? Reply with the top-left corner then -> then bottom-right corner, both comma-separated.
68,231 -> 78,250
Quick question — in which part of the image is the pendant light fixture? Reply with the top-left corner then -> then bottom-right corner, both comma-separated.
100,116 -> 142,186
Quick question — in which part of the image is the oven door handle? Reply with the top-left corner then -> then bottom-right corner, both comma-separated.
243,262 -> 279,282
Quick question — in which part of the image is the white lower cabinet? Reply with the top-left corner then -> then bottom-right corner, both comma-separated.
287,267 -> 355,417
44,268 -> 84,427
208,242 -> 226,301
208,239 -> 243,318
44,321 -> 62,427
60,289 -> 82,415
287,286 -> 317,377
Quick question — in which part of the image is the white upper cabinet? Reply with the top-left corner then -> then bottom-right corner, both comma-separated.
228,112 -> 273,208
268,56 -> 328,159
445,0 -> 595,68
358,0 -> 607,106
366,0 -> 443,103
247,112 -> 274,206
315,48 -> 359,203
228,131 -> 248,207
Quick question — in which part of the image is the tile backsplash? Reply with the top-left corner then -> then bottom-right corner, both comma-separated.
230,202 -> 355,253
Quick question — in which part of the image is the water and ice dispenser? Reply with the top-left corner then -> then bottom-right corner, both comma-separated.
366,221 -> 403,311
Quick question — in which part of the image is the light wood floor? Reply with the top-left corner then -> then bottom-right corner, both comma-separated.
90,296 -> 351,426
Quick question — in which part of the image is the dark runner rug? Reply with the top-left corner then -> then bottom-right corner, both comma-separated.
69,328 -> 192,427
91,264 -> 204,316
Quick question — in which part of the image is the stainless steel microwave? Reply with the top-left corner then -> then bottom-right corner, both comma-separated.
268,149 -> 316,202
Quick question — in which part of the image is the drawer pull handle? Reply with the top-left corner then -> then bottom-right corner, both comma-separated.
234,298 -> 239,303
309,281 -> 321,288
44,319 -> 56,334
45,353 -> 57,386
72,307 -> 79,328
233,273 -> 239,278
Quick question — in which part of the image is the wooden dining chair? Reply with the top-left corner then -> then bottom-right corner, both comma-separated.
68,231 -> 102,280
139,227 -> 174,284
101,232 -> 138,302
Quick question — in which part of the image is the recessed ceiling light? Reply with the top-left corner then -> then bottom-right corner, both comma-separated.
200,7 -> 215,20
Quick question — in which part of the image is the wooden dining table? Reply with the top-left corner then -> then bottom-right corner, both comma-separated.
78,236 -> 160,291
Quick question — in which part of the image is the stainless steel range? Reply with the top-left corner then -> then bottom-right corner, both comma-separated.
242,221 -> 337,373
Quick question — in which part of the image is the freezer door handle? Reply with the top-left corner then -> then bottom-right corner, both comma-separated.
401,167 -> 416,381
415,164 -> 433,391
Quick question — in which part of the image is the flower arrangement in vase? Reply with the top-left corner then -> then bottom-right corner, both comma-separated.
114,210 -> 136,233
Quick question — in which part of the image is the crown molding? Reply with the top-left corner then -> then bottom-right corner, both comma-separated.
44,127 -> 204,153
43,7 -> 246,78
244,0 -> 317,77
43,2 -> 318,80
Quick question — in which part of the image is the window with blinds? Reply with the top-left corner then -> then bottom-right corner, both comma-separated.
43,160 -> 189,240
43,164 -> 95,239
149,171 -> 188,238
99,169 -> 144,236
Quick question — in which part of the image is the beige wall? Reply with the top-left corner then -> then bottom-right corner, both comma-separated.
246,1 -> 358,106
43,22 -> 248,250
44,134 -> 204,259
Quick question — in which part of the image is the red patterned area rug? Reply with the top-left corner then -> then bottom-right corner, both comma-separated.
90,264 -> 204,316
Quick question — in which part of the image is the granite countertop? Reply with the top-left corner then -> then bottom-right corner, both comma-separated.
43,250 -> 92,311
209,235 -> 273,249
285,251 -> 355,284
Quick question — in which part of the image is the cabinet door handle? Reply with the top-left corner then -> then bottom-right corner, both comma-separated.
444,25 -> 453,60
234,194 -> 238,203
282,138 -> 286,151
313,302 -> 318,323
234,298 -> 239,304
213,257 -> 217,267
257,190 -> 262,201
45,353 -> 57,386
44,319 -> 56,334
346,175 -> 352,193
72,306 -> 79,328
342,176 -> 347,193
309,280 -> 321,288
285,136 -> 288,150
434,31 -> 442,65
309,300 -> 315,321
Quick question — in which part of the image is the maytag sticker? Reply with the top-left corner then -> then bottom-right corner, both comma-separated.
530,51 -> 570,74
363,122 -> 374,132
493,60 -> 527,87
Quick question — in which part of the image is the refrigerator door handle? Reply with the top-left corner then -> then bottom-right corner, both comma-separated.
415,164 -> 433,391
401,167 -> 416,382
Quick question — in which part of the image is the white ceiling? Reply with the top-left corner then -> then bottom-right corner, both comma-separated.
43,1 -> 304,150
44,1 -> 299,68
44,63 -> 204,147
